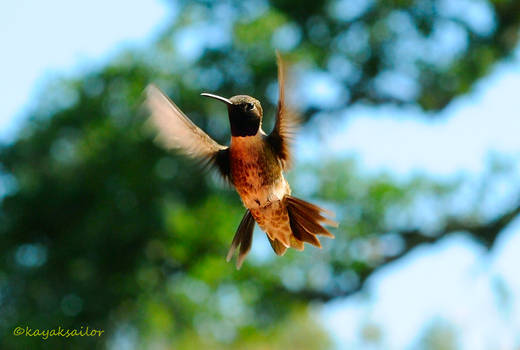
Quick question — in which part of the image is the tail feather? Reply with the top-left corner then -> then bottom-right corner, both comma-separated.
286,196 -> 338,230
226,209 -> 255,269
289,207 -> 333,237
267,236 -> 288,256
290,236 -> 305,251
286,195 -> 337,249
286,196 -> 337,219
290,217 -> 322,247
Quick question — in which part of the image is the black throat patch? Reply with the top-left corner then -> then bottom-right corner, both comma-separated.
228,108 -> 261,137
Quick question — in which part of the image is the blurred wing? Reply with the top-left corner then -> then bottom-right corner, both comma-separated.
267,52 -> 300,170
145,84 -> 230,181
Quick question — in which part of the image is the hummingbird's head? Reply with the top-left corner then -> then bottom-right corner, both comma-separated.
201,93 -> 263,137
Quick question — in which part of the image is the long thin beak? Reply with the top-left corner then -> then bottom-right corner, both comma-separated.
200,93 -> 233,105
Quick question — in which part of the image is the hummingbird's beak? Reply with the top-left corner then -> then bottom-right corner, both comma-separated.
200,93 -> 233,105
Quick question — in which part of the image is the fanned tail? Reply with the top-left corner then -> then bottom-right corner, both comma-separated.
226,210 -> 255,269
227,197 -> 337,268
286,195 -> 337,249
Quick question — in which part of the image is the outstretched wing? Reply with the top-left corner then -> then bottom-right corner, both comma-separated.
266,52 -> 300,170
145,84 -> 230,181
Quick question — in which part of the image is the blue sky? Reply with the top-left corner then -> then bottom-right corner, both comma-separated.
297,57 -> 520,179
2,1 -> 520,349
0,0 -> 170,141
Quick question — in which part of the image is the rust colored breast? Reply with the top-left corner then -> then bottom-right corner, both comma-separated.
230,134 -> 285,209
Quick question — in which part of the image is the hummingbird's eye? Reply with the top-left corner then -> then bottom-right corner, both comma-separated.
245,103 -> 254,111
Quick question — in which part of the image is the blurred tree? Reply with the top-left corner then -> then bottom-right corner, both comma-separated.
415,319 -> 459,350
1,0 -> 519,349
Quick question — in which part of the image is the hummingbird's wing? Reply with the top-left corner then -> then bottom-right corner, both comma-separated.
145,84 -> 230,181
267,52 -> 300,170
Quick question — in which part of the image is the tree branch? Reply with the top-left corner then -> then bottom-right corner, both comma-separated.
286,200 -> 520,302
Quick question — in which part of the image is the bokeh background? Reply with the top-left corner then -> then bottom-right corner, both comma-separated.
1,0 -> 520,349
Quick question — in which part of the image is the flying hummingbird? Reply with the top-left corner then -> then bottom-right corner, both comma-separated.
145,53 -> 337,269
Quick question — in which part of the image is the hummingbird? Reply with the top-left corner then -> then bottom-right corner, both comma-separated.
145,53 -> 337,269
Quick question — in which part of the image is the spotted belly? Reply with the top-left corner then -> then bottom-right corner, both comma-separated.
250,200 -> 302,250
234,170 -> 289,209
